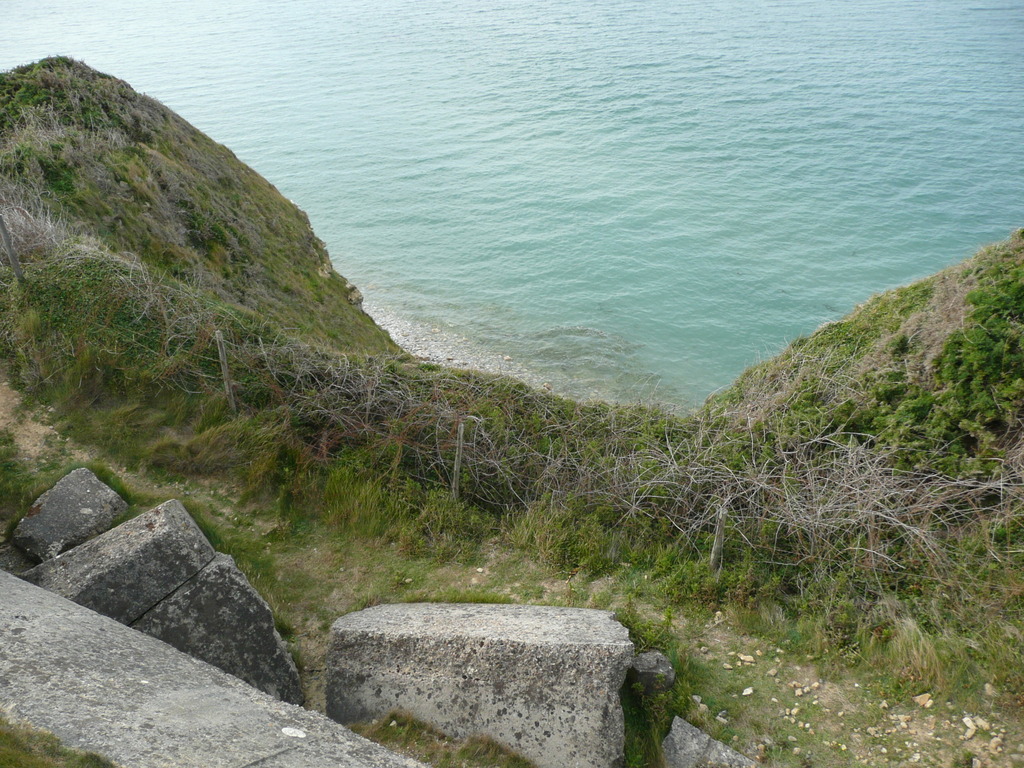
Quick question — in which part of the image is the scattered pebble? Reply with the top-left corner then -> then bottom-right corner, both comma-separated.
913,692 -> 933,708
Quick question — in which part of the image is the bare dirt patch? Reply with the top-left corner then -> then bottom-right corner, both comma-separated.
0,377 -> 58,459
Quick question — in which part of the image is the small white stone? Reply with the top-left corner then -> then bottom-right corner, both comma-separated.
742,687 -> 753,696
282,727 -> 306,738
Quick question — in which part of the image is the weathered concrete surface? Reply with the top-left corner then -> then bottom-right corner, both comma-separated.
327,603 -> 634,768
662,717 -> 755,768
13,468 -> 128,562
0,571 -> 427,768
628,650 -> 676,697
23,499 -> 215,624
133,552 -> 303,705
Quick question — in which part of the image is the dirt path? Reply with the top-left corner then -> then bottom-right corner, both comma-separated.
0,376 -> 60,459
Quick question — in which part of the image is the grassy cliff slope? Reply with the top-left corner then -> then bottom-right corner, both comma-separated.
0,57 -> 394,354
711,230 -> 1024,476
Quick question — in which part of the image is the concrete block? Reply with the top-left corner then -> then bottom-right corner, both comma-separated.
662,717 -> 755,768
628,650 -> 676,697
24,499 -> 215,624
13,468 -> 128,561
0,571 -> 427,768
326,603 -> 634,768
133,553 -> 303,705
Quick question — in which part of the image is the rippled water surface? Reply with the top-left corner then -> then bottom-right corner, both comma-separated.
5,1 -> 1023,405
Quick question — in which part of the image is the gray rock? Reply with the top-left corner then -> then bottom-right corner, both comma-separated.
326,603 -> 634,768
628,650 -> 676,696
662,717 -> 755,768
13,468 -> 128,561
133,553 -> 303,705
0,570 -> 427,768
24,499 -> 215,624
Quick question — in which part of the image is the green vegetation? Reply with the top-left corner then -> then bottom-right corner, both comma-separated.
0,715 -> 116,768
2,57 -> 1024,767
712,233 -> 1024,476
0,56 -> 394,354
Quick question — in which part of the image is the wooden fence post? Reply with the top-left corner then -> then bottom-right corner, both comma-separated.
215,330 -> 237,413
0,213 -> 24,285
710,505 -> 727,576
451,418 -> 466,500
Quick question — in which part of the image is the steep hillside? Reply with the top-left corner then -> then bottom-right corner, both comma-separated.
0,57 -> 394,354
711,229 -> 1024,476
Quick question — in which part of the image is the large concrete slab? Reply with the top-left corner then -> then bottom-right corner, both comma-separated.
0,571 -> 427,768
327,603 -> 634,768
628,650 -> 676,697
133,553 -> 303,705
23,499 -> 215,624
662,717 -> 755,768
13,468 -> 128,561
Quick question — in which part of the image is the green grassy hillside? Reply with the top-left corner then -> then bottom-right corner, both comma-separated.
0,57 -> 394,354
711,230 -> 1024,476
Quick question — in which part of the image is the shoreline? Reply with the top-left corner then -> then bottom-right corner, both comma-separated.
361,299 -> 556,393
361,299 -> 687,412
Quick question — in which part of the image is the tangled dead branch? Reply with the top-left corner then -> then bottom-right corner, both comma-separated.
6,246 -> 1023,592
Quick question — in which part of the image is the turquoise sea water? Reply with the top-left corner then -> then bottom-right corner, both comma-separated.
4,1 -> 1023,406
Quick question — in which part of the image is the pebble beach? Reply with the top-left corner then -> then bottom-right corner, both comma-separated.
362,299 -> 555,394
